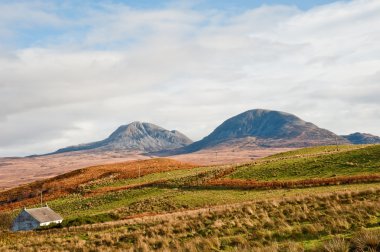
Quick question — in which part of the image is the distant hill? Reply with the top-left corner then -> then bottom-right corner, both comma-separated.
181,109 -> 350,153
50,110 -> 377,156
53,122 -> 193,154
341,132 -> 380,144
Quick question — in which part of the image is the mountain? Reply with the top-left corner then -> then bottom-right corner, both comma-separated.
341,132 -> 380,144
181,109 -> 350,153
53,122 -> 193,154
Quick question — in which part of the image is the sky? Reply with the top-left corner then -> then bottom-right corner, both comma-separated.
0,0 -> 379,156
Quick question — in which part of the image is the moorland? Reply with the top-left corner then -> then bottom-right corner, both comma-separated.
1,144 -> 379,251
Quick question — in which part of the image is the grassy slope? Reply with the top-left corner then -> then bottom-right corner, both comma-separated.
229,145 -> 380,181
1,187 -> 379,251
81,166 -> 218,192
1,145 -> 380,251
48,183 -> 380,219
262,144 -> 365,160
3,166 -> 227,218
0,158 -> 197,211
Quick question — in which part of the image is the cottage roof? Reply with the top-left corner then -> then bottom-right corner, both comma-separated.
24,206 -> 63,223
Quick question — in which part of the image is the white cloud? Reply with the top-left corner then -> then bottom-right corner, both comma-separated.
0,0 -> 379,156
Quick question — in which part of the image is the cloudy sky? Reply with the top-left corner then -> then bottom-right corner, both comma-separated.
0,0 -> 379,156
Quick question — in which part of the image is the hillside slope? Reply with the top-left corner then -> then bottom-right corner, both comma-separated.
0,158 -> 196,210
229,144 -> 380,181
1,145 -> 380,251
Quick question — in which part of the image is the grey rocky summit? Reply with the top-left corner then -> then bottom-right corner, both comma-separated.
54,122 -> 193,153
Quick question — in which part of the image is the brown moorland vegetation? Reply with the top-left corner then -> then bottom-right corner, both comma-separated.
0,158 -> 196,211
0,151 -> 148,190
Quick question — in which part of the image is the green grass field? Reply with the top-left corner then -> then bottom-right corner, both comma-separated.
262,145 -> 365,160
1,187 -> 379,251
229,145 -> 380,181
48,182 -> 380,220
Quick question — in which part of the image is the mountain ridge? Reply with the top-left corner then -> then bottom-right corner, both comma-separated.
50,109 -> 379,156
341,132 -> 380,144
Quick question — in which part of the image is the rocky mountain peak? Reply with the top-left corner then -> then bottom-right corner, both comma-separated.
53,122 -> 193,154
182,109 -> 349,152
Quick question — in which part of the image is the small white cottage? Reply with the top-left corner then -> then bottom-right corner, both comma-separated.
12,206 -> 63,231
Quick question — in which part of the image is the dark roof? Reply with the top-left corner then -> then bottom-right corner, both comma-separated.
25,207 -> 63,223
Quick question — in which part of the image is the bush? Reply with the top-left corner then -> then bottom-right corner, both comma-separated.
38,212 -> 120,230
0,212 -> 13,230
323,237 -> 349,252
62,212 -> 120,227
351,229 -> 380,251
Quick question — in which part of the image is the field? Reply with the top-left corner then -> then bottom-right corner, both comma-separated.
0,158 -> 197,211
0,147 -> 289,190
0,144 -> 380,251
0,150 -> 148,190
229,145 -> 378,181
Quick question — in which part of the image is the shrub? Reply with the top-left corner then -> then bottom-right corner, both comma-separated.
323,237 -> 349,252
280,241 -> 304,252
43,213 -> 121,230
55,212 -> 120,228
0,212 -> 13,230
351,229 -> 380,251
